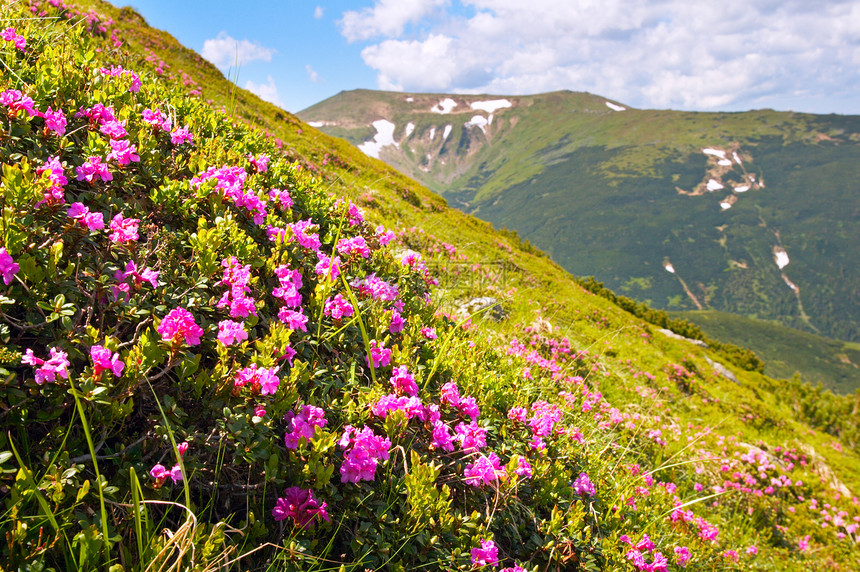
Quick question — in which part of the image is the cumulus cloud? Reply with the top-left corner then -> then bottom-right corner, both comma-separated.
245,76 -> 282,106
339,0 -> 448,42
314,6 -> 324,19
202,32 -> 275,69
342,0 -> 860,112
306,65 -> 322,83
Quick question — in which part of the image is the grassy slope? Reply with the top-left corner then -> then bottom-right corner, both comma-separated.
301,90 -> 860,353
675,311 -> 860,395
5,2 -> 860,569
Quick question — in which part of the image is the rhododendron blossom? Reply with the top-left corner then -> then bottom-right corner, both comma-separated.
366,339 -> 391,368
572,472 -> 596,496
470,539 -> 499,566
76,156 -> 112,183
67,202 -> 105,230
1,89 -> 37,117
390,365 -> 418,396
114,260 -> 158,289
1,27 -> 26,50
278,308 -> 308,331
107,138 -> 140,165
100,119 -> 128,140
339,425 -> 390,483
464,453 -> 505,487
248,153 -> 269,172
314,252 -> 341,280
290,219 -> 322,250
284,405 -> 327,449
371,394 -> 425,420
234,364 -> 281,395
324,294 -> 353,320
41,107 -> 66,135
269,188 -> 293,211
389,309 -> 405,333
157,307 -> 203,346
272,487 -> 330,528
170,126 -> 193,145
674,546 -> 691,567
90,345 -> 124,378
0,248 -> 20,285
22,347 -> 70,384
109,213 -> 139,243
336,236 -> 370,259
150,463 -> 182,486
217,320 -> 248,346
455,420 -> 487,452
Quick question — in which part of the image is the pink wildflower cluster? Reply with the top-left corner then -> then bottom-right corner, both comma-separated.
107,138 -> 140,166
157,307 -> 203,347
529,401 -> 562,437
375,225 -> 396,246
366,339 -> 391,368
351,274 -> 399,301
142,107 -> 172,131
335,199 -> 364,226
336,236 -> 370,259
390,365 -> 418,396
1,90 -> 37,117
273,264 -> 303,309
150,463 -> 182,487
99,65 -> 142,92
36,156 -> 67,206
248,153 -> 269,172
234,364 -> 280,395
470,539 -> 499,566
439,381 -> 480,419
76,103 -> 126,140
217,320 -> 248,346
290,219 -> 322,250
170,126 -> 194,146
67,203 -> 105,231
464,453 -> 505,487
339,425 -> 391,483
674,546 -> 691,567
90,345 -> 124,378
0,248 -> 20,285
191,166 -> 265,223
455,420 -> 487,452
108,213 -> 139,243
371,394 -> 425,420
268,188 -> 293,211
621,534 -> 668,572
76,156 -> 113,183
41,107 -> 66,136
323,293 -> 353,320
112,260 -> 157,301
284,405 -> 327,449
572,472 -> 596,496
314,252 -> 341,280
22,347 -> 70,384
218,257 -> 257,318
1,27 -> 26,50
272,487 -> 330,528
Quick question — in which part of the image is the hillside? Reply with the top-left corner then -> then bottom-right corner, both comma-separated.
2,2 -> 860,571
300,90 -> 860,348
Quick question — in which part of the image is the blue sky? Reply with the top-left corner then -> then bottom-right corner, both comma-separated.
113,0 -> 860,115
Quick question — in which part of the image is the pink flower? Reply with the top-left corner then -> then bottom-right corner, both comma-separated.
0,248 -> 19,285
170,126 -> 194,145
1,27 -> 26,50
431,420 -> 455,451
798,535 -> 810,551
746,545 -> 758,555
440,381 -> 460,407
455,420 -> 487,452
336,236 -> 370,258
150,463 -> 182,486
234,364 -> 281,395
420,326 -> 437,339
470,539 -> 499,566
41,107 -> 66,136
509,455 -> 532,479
67,203 -> 105,230
278,308 -> 308,331
114,260 -> 158,289
314,252 -> 341,280
36,156 -> 67,206
22,347 -> 70,384
217,320 -> 247,346
389,309 -> 405,333
323,294 -> 353,320
572,472 -> 596,496
290,219 -> 322,251
157,307 -> 204,346
674,546 -> 691,567
248,153 -> 269,172
90,345 -> 124,377
507,406 -> 527,423
0,90 -> 37,117
107,139 -> 140,165
272,487 -> 330,528
269,188 -> 293,211
76,156 -> 113,183
284,405 -> 327,449
142,108 -> 170,130
99,119 -> 128,140
109,213 -> 139,243
366,339 -> 391,369
339,425 -> 391,483
390,365 -> 417,396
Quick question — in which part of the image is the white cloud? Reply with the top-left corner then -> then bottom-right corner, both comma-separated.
201,32 -> 275,69
306,65 -> 322,83
314,6 -> 324,19
343,0 -> 860,112
339,0 -> 448,42
245,76 -> 282,106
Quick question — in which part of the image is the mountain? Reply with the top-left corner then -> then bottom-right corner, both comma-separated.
4,1 -> 860,570
299,90 -> 860,345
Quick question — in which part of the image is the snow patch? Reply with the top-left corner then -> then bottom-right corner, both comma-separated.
442,124 -> 452,140
774,247 -> 790,270
703,148 -> 727,159
428,127 -> 436,140
720,202 -> 732,210
431,98 -> 457,114
734,185 -> 750,193
358,119 -> 398,159
605,101 -> 626,111
664,263 -> 675,273
732,151 -> 742,165
470,99 -> 512,113
718,159 -> 732,166
404,122 -> 415,137
706,179 -> 724,191
308,120 -> 332,127
405,97 -> 414,102
464,115 -> 488,133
